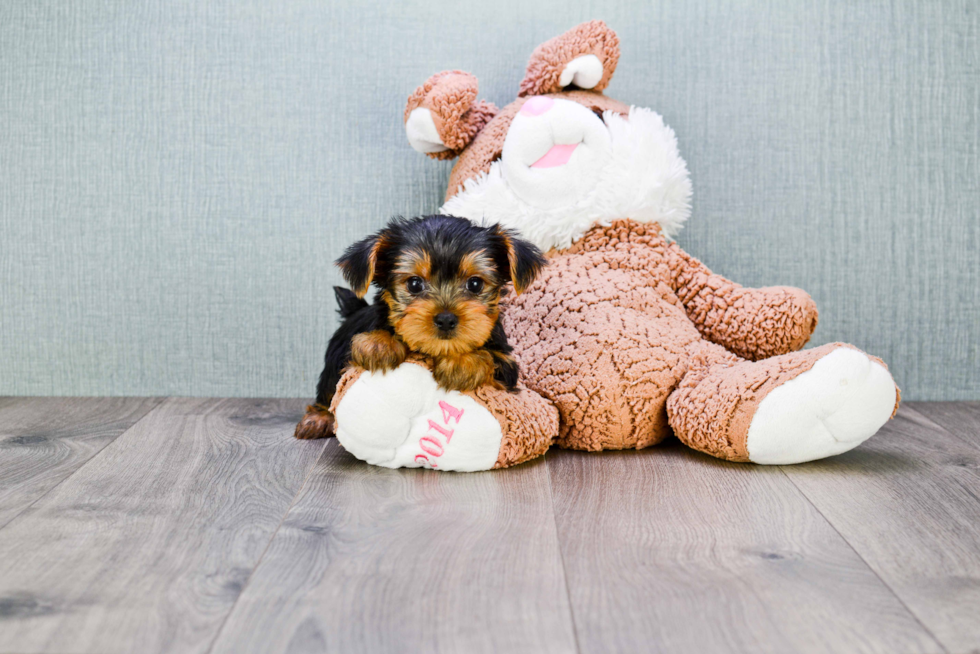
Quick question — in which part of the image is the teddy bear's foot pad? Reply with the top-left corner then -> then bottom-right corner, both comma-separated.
746,348 -> 898,464
333,362 -> 504,471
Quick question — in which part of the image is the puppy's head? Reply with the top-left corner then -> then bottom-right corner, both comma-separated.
336,215 -> 547,357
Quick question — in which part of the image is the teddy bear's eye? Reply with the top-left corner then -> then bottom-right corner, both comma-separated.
406,276 -> 425,294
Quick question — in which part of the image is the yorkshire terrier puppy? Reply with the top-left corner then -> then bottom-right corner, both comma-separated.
294,215 -> 547,440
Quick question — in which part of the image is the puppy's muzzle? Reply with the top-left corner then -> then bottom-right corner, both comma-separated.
434,311 -> 459,335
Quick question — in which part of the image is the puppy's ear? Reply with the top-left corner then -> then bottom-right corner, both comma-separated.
490,225 -> 548,295
336,228 -> 394,299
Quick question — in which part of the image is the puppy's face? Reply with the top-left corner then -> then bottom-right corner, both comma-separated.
385,245 -> 501,357
337,216 -> 547,358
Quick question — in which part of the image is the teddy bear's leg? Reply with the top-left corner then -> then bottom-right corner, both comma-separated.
328,360 -> 557,471
667,342 -> 899,464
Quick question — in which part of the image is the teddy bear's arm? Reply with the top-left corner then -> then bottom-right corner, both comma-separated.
667,242 -> 819,361
519,20 -> 620,97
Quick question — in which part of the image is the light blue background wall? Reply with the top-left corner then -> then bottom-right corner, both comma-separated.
1,1 -> 977,399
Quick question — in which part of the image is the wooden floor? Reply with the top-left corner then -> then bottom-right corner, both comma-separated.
0,399 -> 978,654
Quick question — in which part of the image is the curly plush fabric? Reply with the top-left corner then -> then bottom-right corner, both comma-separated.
518,20 -> 620,97
329,363 -> 365,413
669,245 -> 819,361
466,383 -> 559,469
392,20 -> 901,467
668,342 -> 843,461
404,70 -> 498,159
504,219 -> 821,452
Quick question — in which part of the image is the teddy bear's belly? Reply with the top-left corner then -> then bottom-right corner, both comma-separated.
504,250 -> 706,451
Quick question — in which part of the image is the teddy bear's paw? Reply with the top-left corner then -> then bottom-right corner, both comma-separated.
746,347 -> 898,464
333,362 -> 504,472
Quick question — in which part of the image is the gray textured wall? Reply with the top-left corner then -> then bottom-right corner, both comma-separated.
1,0 -> 977,399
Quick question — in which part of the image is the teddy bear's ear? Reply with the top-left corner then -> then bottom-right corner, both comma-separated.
404,71 -> 499,160
519,20 -> 620,97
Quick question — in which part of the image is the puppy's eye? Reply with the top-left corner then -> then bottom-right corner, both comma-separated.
406,276 -> 425,294
465,277 -> 485,294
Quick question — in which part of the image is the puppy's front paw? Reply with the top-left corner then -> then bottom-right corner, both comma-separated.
433,350 -> 496,391
351,330 -> 408,372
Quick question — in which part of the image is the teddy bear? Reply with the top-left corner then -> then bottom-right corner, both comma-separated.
328,20 -> 899,470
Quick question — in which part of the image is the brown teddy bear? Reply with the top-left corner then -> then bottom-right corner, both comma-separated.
329,20 -> 899,470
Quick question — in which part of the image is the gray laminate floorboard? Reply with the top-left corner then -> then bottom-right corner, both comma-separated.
209,440 -> 577,654
0,398 -> 325,654
0,397 -> 163,529
910,401 -> 980,451
547,443 -> 943,654
1,399 -> 978,654
781,404 -> 980,654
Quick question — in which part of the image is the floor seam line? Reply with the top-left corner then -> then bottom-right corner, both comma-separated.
0,397 -> 166,533
905,403 -> 980,456
203,437 -> 330,654
545,453 -> 584,654
776,466 -> 949,654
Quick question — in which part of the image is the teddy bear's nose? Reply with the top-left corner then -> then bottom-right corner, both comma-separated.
520,96 -> 554,117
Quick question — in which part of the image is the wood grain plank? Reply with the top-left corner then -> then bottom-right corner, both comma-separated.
910,401 -> 980,451
782,404 -> 980,654
549,443 -> 942,654
210,441 -> 577,654
0,398 -> 325,654
0,397 -> 163,529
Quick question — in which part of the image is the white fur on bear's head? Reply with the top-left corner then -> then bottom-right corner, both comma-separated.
406,22 -> 692,251
441,99 -> 692,252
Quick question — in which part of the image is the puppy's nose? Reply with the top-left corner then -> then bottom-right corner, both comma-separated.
433,311 -> 459,332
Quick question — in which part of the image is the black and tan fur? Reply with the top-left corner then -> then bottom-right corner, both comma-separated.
294,215 -> 547,440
